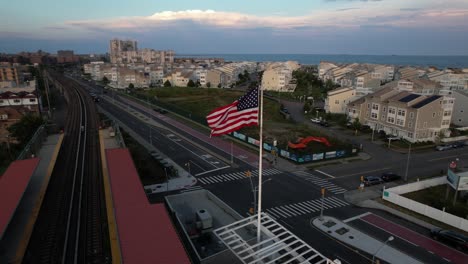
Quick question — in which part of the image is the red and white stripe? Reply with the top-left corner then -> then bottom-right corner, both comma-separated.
206,101 -> 258,136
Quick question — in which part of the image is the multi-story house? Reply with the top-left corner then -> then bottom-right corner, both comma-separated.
384,79 -> 443,95
206,69 -> 227,88
346,87 -> 454,142
261,61 -> 299,92
428,71 -> 468,94
324,87 -> 357,114
354,71 -> 381,96
451,90 -> 468,126
318,61 -> 338,80
163,71 -> 194,87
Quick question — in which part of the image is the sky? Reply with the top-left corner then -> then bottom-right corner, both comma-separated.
1,0 -> 467,55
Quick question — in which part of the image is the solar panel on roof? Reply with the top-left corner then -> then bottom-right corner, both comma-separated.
412,95 -> 441,109
399,94 -> 421,103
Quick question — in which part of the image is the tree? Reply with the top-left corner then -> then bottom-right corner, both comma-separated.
187,79 -> 195,87
7,114 -> 43,144
206,82 -> 211,88
351,118 -> 362,135
164,80 -> 172,87
217,83 -> 222,88
128,83 -> 135,89
102,76 -> 110,85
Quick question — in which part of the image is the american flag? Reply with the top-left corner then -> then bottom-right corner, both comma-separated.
206,87 -> 259,136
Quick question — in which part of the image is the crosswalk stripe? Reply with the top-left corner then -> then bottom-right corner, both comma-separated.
266,210 -> 278,219
324,198 -> 342,207
224,174 -> 236,180
288,204 -> 308,214
299,201 -> 318,212
198,178 -> 208,184
291,204 -> 310,214
279,205 -> 299,216
330,196 -> 349,206
334,190 -> 347,194
272,207 -> 293,217
270,208 -> 290,218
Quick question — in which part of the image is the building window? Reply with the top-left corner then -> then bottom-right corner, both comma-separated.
397,109 -> 406,116
409,112 -> 414,119
0,100 -> 3,104
408,121 -> 413,128
423,122 -> 427,128
372,104 -> 379,110
383,107 -> 386,112
388,108 -> 396,114
408,132 -> 413,138
29,99 -> 36,102
442,120 -> 450,126
367,103 -> 370,109
387,117 -> 395,124
13,99 -> 21,103
443,111 -> 451,116
335,100 -> 340,104
432,113 -> 436,118
371,112 -> 378,119
396,119 -> 405,126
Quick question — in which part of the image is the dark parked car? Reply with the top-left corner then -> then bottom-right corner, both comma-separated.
430,229 -> 468,252
381,172 -> 401,182
319,120 -> 330,127
452,141 -> 465,148
363,176 -> 383,186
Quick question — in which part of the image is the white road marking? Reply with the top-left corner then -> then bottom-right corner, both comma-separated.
343,212 -> 372,223
315,170 -> 335,178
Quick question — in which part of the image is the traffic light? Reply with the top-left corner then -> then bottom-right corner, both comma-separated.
321,188 -> 325,196
249,207 -> 255,214
246,170 -> 252,177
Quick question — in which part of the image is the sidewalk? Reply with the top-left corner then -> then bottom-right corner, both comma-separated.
313,216 -> 422,264
344,188 -> 438,230
0,134 -> 63,264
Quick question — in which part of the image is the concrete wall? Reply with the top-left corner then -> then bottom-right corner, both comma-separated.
383,176 -> 468,231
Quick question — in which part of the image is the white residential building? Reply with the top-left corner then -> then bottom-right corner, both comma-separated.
261,61 -> 300,92
324,87 -> 357,114
451,90 -> 468,126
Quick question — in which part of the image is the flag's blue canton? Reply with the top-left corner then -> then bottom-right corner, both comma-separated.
238,88 -> 258,111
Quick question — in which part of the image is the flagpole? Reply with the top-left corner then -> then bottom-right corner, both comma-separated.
256,86 -> 264,244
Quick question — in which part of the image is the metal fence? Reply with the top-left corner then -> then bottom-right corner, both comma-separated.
17,125 -> 48,160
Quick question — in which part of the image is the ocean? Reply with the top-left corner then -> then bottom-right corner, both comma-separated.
177,54 -> 468,69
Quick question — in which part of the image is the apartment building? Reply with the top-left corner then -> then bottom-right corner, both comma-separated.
261,61 -> 299,92
324,87 -> 357,114
451,90 -> 468,126
109,39 -> 174,65
163,71 -> 194,87
346,87 -> 454,142
0,64 -> 20,84
384,79 -> 442,95
318,61 -> 338,80
206,69 -> 227,88
396,66 -> 426,80
57,50 -> 79,63
428,71 -> 468,94
0,90 -> 40,112
354,72 -> 381,95
116,68 -> 149,89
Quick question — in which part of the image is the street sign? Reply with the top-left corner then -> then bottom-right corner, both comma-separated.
449,161 -> 457,169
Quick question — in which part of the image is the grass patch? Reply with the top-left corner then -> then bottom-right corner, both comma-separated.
120,128 -> 167,186
402,185 -> 468,219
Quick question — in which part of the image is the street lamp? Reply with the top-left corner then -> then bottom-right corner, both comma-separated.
372,236 -> 394,263
404,141 -> 412,182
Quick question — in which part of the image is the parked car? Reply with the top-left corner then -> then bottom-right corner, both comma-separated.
319,120 -> 330,127
363,176 -> 383,186
435,144 -> 453,151
381,172 -> 401,182
310,118 -> 321,124
430,228 -> 468,252
452,141 -> 465,148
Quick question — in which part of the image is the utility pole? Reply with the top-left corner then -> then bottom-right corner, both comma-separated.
404,142 -> 411,181
319,188 -> 325,220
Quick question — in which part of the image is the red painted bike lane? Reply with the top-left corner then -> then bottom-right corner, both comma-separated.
120,95 -> 271,169
362,213 -> 468,264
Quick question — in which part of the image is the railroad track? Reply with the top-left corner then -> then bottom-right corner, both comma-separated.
23,72 -> 110,264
